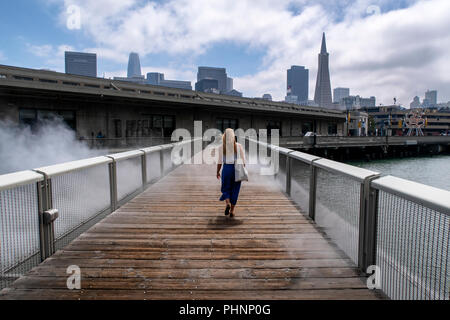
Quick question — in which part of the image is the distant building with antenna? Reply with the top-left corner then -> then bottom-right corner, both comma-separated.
314,33 -> 333,109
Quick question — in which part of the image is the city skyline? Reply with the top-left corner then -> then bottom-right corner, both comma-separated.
1,0 -> 450,105
61,48 -> 444,110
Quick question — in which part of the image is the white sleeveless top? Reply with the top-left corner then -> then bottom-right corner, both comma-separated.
217,143 -> 245,165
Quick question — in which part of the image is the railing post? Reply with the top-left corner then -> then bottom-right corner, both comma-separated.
358,175 -> 381,271
160,148 -> 165,177
108,161 -> 117,212
365,187 -> 379,269
285,154 -> 291,196
309,160 -> 319,220
170,145 -> 175,171
36,176 -> 58,261
141,152 -> 147,188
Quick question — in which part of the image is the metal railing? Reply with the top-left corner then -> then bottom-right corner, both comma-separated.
281,135 -> 450,148
249,138 -> 449,300
0,138 -> 199,290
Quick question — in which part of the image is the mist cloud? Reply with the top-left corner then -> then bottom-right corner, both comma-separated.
0,118 -> 100,175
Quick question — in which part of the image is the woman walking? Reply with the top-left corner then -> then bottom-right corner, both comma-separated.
216,128 -> 246,218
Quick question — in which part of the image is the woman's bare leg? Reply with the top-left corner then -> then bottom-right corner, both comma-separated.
230,205 -> 236,217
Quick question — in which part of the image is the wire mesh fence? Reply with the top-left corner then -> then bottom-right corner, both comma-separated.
309,167 -> 361,264
161,147 -> 174,176
290,159 -> 311,213
52,164 -> 111,250
276,152 -> 287,191
376,191 -> 449,300
0,141 -> 187,291
116,156 -> 143,202
0,183 -> 41,289
146,151 -> 162,183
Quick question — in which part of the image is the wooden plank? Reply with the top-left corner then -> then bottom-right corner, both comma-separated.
0,163 -> 380,300
0,288 -> 382,300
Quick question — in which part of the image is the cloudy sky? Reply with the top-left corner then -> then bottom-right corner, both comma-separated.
1,0 -> 449,105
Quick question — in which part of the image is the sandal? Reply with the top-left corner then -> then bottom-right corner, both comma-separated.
229,212 -> 235,218
225,205 -> 231,216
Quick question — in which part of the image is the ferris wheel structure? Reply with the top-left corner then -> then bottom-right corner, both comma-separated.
404,110 -> 426,137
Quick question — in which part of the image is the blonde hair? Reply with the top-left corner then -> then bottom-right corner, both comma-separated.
223,128 -> 237,156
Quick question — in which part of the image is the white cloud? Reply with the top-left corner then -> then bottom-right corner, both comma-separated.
0,51 -> 5,62
44,0 -> 450,104
27,44 -> 53,57
27,43 -> 76,71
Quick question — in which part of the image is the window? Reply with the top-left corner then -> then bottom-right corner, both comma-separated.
126,120 -> 137,138
14,75 -> 33,81
136,120 -> 143,137
152,116 -> 163,137
85,84 -> 100,88
58,110 -> 76,131
163,116 -> 176,137
142,120 -> 150,137
216,118 -> 239,133
328,123 -> 338,135
62,81 -> 80,86
19,109 -> 37,128
267,120 -> 281,137
302,122 -> 313,135
114,119 -> 122,138
39,78 -> 58,84
19,109 -> 76,131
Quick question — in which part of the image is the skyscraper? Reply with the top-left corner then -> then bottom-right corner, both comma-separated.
425,90 -> 437,106
287,66 -> 309,103
226,77 -> 234,92
333,88 -> 350,103
314,33 -> 333,109
410,96 -> 421,109
195,79 -> 219,92
197,67 -> 228,93
65,51 -> 97,77
127,52 -> 142,78
146,72 -> 192,90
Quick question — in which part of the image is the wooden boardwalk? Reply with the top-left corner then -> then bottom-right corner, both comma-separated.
0,164 -> 382,300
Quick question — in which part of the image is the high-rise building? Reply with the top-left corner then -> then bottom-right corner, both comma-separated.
314,33 -> 333,109
147,72 -> 164,84
195,78 -> 219,92
285,95 -> 299,104
224,89 -> 243,97
65,51 -> 97,77
287,66 -> 309,103
113,75 -> 146,84
226,77 -> 234,92
127,52 -> 142,78
333,87 -> 350,103
197,67 -> 228,93
425,90 -> 437,106
410,96 -> 421,109
146,72 -> 192,90
340,95 -> 376,110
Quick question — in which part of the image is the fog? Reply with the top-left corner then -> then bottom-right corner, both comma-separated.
0,118 -> 101,175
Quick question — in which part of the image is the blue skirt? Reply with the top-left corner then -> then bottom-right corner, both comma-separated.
220,164 -> 242,205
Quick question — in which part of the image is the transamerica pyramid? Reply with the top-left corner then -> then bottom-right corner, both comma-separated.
314,33 -> 333,109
